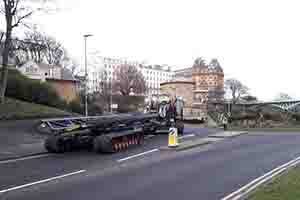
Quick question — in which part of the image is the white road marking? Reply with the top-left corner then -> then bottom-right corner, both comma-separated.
231,168 -> 287,200
221,155 -> 300,200
0,170 -> 86,194
179,134 -> 195,139
236,159 -> 300,200
117,149 -> 159,162
0,154 -> 52,165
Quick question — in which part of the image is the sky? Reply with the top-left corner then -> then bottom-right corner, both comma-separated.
1,0 -> 300,101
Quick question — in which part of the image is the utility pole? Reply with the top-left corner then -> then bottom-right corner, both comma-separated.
84,34 -> 93,117
110,79 -> 113,113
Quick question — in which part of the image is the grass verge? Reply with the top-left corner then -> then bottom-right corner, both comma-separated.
229,127 -> 300,132
247,166 -> 300,200
0,98 -> 77,120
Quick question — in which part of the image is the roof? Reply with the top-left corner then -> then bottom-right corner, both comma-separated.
142,65 -> 172,72
61,68 -> 76,81
174,67 -> 192,72
46,78 -> 79,83
192,58 -> 224,74
18,60 -> 78,82
37,63 -> 61,70
74,75 -> 85,82
160,81 -> 195,86
208,59 -> 223,73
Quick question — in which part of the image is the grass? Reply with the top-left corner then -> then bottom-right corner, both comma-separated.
229,127 -> 300,132
248,166 -> 300,200
0,98 -> 77,120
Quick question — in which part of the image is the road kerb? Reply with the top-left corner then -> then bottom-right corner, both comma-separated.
209,131 -> 248,138
160,138 -> 214,151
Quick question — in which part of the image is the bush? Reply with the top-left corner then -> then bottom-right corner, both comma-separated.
292,113 -> 300,121
68,100 -> 84,114
88,103 -> 103,116
113,95 -> 145,113
4,69 -> 68,110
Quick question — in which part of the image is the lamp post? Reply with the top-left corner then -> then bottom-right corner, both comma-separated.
84,34 -> 93,117
110,80 -> 113,113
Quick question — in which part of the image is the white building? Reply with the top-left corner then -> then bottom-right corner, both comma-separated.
17,61 -> 62,81
141,65 -> 174,96
89,57 -> 175,96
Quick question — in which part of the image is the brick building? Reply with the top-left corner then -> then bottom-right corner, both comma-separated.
161,58 -> 224,119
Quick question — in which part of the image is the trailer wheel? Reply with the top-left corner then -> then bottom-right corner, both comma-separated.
44,136 -> 66,153
93,135 -> 115,153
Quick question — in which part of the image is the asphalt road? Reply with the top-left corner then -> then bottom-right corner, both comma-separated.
2,131 -> 300,200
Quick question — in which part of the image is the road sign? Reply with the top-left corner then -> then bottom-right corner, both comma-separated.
168,127 -> 179,147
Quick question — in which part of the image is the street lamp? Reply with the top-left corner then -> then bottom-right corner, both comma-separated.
84,34 -> 93,117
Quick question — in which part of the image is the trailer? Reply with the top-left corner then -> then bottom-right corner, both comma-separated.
43,97 -> 184,154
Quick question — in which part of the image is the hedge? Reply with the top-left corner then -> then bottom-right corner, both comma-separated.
112,95 -> 145,113
3,69 -> 68,109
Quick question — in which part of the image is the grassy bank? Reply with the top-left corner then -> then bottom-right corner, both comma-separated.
229,127 -> 300,132
248,166 -> 300,200
0,98 -> 77,120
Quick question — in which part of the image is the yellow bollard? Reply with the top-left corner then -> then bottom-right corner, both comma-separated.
168,127 -> 179,147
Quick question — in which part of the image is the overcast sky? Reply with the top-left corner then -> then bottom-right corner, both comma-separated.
2,0 -> 300,101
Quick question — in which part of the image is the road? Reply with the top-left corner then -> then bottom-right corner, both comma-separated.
1,131 -> 300,200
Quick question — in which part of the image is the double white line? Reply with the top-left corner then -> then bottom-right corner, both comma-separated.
221,155 -> 300,200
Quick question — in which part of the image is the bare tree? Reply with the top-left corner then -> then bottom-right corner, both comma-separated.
0,0 -> 53,104
113,64 -> 146,96
0,30 -> 4,44
97,70 -> 111,111
23,30 -> 47,63
43,34 -> 63,65
225,78 -> 249,104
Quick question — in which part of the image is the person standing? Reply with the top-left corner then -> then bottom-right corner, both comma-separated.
222,116 -> 228,131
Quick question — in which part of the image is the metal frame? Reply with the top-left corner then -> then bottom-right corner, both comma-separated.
40,114 -> 131,132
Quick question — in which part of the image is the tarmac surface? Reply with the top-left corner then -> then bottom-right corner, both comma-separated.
1,125 -> 300,200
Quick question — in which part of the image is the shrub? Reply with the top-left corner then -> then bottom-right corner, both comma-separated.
4,69 -> 68,110
88,103 -> 103,116
68,100 -> 84,114
113,95 -> 145,113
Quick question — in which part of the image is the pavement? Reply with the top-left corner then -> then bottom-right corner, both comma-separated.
1,132 -> 300,200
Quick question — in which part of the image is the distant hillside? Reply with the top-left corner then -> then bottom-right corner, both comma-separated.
0,98 -> 78,120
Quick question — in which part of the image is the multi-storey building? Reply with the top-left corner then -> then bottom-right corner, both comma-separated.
89,57 -> 174,96
141,65 -> 174,96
